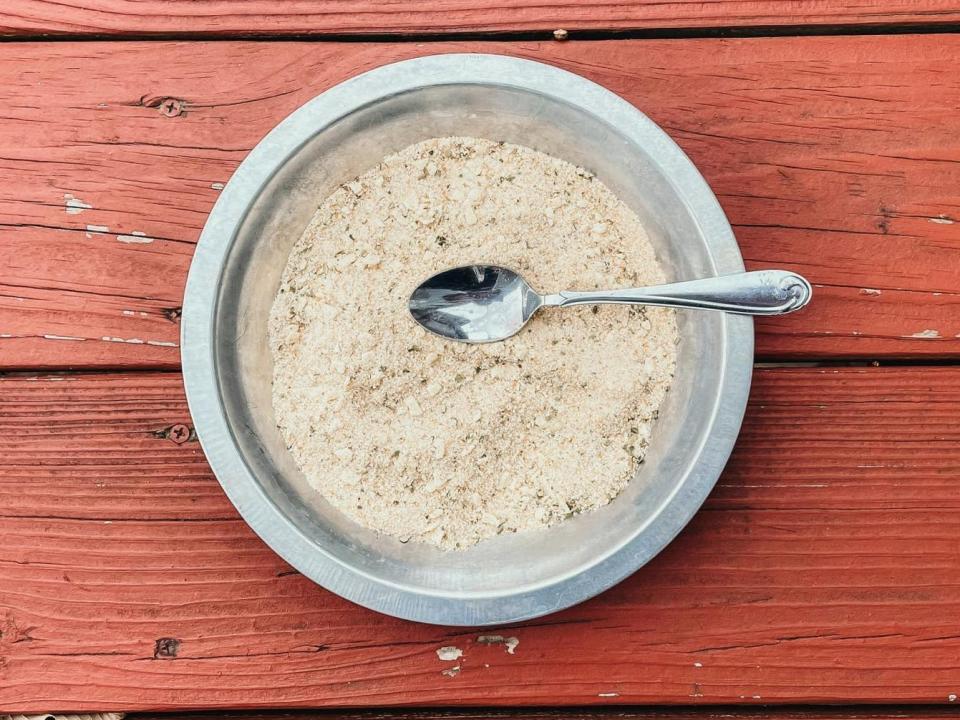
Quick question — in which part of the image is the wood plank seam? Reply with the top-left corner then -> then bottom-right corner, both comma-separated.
123,711 -> 960,720
7,23 -> 960,42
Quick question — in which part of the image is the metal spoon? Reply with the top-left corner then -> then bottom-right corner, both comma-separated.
409,265 -> 812,343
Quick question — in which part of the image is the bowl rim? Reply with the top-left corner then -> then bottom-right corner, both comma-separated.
181,52 -> 754,626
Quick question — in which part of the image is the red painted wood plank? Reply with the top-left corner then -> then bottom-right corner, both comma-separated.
2,0 -> 960,36
0,37 -> 958,369
2,367 -> 960,710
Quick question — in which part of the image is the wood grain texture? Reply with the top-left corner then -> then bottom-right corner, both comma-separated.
2,367 -> 960,710
3,0 -> 960,36
1,37 -> 959,370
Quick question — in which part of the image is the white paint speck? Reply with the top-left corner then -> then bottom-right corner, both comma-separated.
101,336 -> 145,344
441,665 -> 460,678
931,215 -> 955,224
598,692 -> 619,698
908,329 -> 941,339
504,636 -> 519,654
752,695 -> 762,700
146,339 -> 178,347
694,662 -> 703,668
0,333 -> 13,338
43,334 -> 85,341
118,231 -> 154,244
64,193 -> 92,214
436,646 -> 463,662
122,310 -> 135,316
86,224 -> 109,234
211,182 -> 225,190
933,292 -> 943,296
859,288 -> 882,296
949,693 -> 957,702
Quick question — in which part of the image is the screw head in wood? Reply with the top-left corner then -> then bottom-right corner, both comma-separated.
169,423 -> 191,444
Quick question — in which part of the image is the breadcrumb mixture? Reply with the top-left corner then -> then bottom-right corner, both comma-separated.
269,137 -> 677,550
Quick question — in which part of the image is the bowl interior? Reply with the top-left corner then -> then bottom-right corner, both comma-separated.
215,83 -> 725,598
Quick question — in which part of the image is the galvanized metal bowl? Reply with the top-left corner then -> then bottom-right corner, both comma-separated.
182,54 -> 753,625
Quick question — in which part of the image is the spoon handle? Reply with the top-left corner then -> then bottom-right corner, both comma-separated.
544,270 -> 812,316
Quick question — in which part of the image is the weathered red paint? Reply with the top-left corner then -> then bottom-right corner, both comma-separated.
1,368 -> 960,710
1,37 -> 958,369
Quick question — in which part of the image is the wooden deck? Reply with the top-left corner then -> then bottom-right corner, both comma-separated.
1,1 -> 959,715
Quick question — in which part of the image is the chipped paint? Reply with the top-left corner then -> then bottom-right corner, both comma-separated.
118,231 -> 154,244
436,646 -> 463,662
64,193 -> 92,214
859,288 -> 882,296
0,333 -> 12,338
43,334 -> 85,341
949,693 -> 957,702
211,182 -> 225,190
694,662 -> 703,667
441,665 -> 461,678
930,215 -> 955,224
122,310 -> 135,316
598,692 -> 619,698
99,336 -> 174,346
476,634 -> 519,654
908,329 -> 941,339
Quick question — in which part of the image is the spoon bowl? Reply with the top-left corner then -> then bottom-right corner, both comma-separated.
408,265 -> 542,342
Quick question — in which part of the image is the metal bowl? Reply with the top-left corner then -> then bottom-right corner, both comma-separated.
182,54 -> 752,625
